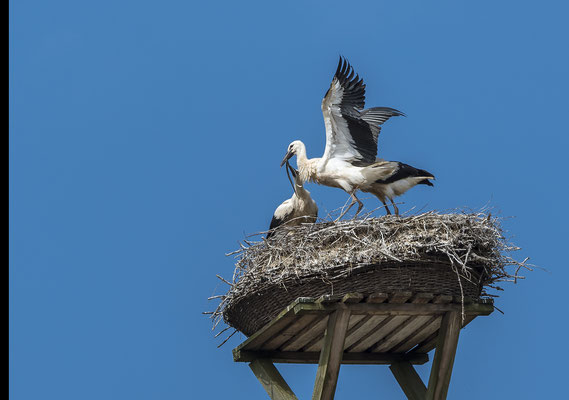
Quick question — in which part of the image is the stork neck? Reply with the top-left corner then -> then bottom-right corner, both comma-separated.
293,142 -> 316,183
295,146 -> 308,165
293,180 -> 309,197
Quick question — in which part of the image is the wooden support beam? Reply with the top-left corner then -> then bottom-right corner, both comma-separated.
426,311 -> 461,400
234,350 -> 429,365
389,291 -> 414,303
342,292 -> 364,303
249,359 -> 298,400
366,292 -> 389,303
389,361 -> 427,400
233,297 -> 494,399
316,294 -> 343,304
294,302 -> 494,317
312,309 -> 351,400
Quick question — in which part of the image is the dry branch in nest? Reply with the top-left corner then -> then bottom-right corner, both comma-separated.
207,211 -> 532,340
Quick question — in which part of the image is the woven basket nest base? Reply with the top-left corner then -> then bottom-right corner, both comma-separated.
224,262 -> 483,336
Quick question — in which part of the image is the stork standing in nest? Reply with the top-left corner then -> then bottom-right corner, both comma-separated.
267,162 -> 318,238
280,57 -> 434,217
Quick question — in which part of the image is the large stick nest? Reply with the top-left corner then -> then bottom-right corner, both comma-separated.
208,211 -> 531,342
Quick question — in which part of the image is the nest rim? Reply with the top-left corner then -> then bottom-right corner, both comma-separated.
210,211 -> 531,338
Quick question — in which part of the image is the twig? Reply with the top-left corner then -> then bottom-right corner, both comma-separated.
208,210 -> 534,339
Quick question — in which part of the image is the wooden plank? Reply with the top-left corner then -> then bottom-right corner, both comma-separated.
413,313 -> 481,354
312,309 -> 351,400
390,361 -> 427,400
316,294 -> 343,304
371,316 -> 426,353
235,296 -> 492,352
343,315 -> 385,350
392,315 -> 441,353
347,316 -> 401,352
297,297 -> 319,303
458,300 -> 491,329
341,314 -> 373,349
235,350 -> 429,365
432,295 -> 453,304
342,293 -> 364,303
346,292 -> 413,353
294,302 -> 494,316
413,299 -> 493,354
366,293 -> 388,303
234,306 -> 297,353
306,314 -> 365,353
413,332 -> 439,354
234,295 -> 493,371
249,359 -> 298,400
411,293 -> 435,303
479,298 -> 494,306
371,294 -> 435,353
301,316 -> 332,352
401,295 -> 454,354
426,311 -> 461,400
346,314 -> 367,330
389,291 -> 414,303
452,296 -> 473,304
263,314 -> 319,350
280,314 -> 330,352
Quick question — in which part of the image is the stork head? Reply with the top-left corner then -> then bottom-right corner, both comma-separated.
280,140 -> 304,167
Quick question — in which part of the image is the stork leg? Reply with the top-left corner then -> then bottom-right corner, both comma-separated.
381,199 -> 392,215
389,198 -> 399,216
352,193 -> 364,219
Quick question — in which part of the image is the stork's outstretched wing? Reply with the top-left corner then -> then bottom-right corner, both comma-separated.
321,57 -> 404,164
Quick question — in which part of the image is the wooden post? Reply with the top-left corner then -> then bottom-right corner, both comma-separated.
235,296 -> 493,399
426,311 -> 461,400
249,359 -> 298,400
389,361 -> 427,400
312,308 -> 351,400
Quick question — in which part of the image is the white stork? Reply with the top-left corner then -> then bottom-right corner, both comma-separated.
267,162 -> 318,238
280,56 -> 434,217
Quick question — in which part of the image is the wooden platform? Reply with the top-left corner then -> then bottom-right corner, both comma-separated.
233,292 -> 494,400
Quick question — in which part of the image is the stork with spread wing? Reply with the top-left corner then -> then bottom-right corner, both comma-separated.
280,57 -> 434,218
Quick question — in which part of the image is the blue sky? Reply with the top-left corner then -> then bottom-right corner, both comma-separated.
9,1 -> 569,398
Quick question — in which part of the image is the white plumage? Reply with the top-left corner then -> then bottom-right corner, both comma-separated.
280,57 -> 434,217
267,163 -> 318,238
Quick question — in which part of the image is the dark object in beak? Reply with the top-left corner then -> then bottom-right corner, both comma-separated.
285,161 -> 300,194
280,149 -> 294,167
286,161 -> 298,179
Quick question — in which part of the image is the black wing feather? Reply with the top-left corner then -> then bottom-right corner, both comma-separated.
335,56 -> 366,116
376,162 -> 435,184
267,215 -> 283,238
332,57 -> 404,163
